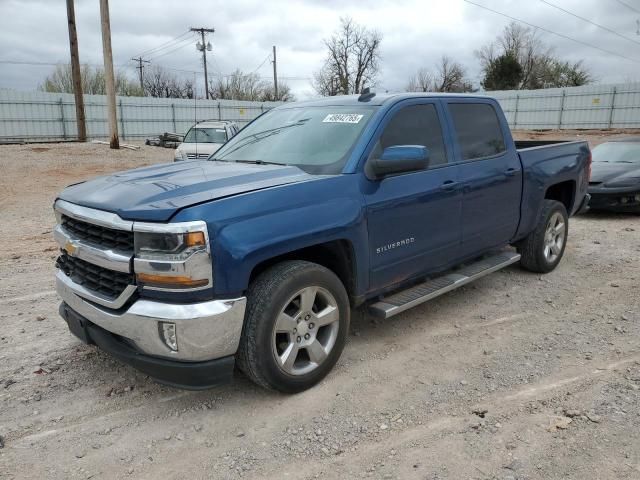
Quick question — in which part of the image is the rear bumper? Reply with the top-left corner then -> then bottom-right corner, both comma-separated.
576,193 -> 591,214
59,303 -> 235,389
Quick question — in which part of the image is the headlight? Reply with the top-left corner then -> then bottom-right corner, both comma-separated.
135,231 -> 206,261
133,222 -> 212,290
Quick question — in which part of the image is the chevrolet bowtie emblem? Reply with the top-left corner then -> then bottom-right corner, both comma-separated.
64,241 -> 77,256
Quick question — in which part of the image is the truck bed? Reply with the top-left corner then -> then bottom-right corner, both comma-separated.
514,139 -> 572,150
514,139 -> 590,240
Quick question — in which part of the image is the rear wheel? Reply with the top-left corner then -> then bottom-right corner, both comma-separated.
237,260 -> 350,393
518,200 -> 569,273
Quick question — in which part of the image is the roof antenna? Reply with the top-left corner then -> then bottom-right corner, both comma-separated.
358,87 -> 375,102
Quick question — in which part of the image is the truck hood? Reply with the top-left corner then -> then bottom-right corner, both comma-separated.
58,160 -> 313,221
590,162 -> 640,187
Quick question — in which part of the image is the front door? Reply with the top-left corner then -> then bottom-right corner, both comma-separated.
362,100 -> 463,292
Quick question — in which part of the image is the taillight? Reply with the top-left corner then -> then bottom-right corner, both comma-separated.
586,151 -> 592,182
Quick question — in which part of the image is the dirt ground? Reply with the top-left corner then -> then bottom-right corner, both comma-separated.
0,132 -> 639,480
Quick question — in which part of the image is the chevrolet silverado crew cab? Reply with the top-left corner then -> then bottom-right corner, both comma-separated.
54,92 -> 591,393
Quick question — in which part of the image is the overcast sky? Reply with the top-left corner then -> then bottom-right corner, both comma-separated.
1,0 -> 640,99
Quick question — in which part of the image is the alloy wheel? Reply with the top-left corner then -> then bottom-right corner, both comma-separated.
271,286 -> 340,376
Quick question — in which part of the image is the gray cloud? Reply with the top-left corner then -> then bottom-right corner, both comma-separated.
1,0 -> 639,99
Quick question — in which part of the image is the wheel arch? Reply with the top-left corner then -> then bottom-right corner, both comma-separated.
544,180 -> 576,214
248,239 -> 359,305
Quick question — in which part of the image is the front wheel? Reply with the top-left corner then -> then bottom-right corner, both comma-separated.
517,199 -> 569,273
236,260 -> 350,393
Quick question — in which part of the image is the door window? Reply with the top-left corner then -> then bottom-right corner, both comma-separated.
371,104 -> 447,168
449,103 -> 506,161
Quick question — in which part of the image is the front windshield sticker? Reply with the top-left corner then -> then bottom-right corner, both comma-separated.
322,113 -> 364,124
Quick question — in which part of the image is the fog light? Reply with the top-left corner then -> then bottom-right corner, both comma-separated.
620,197 -> 628,204
159,322 -> 178,351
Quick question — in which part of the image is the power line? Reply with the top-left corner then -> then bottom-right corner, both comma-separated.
615,0 -> 640,14
0,60 -> 61,66
540,0 -> 640,46
251,53 -> 271,74
146,37 -> 195,60
132,31 -> 192,58
462,0 -> 640,64
0,58 -> 313,82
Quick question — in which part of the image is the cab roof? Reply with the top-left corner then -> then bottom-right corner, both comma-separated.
275,92 -> 494,109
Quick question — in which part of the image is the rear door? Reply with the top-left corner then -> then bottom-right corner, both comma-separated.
444,100 -> 522,257
362,99 -> 462,291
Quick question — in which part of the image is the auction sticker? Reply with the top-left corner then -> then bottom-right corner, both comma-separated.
322,113 -> 363,124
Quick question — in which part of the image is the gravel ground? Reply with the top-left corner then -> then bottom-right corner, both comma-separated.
0,134 -> 639,480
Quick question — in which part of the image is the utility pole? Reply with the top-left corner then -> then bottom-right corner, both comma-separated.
272,45 -> 278,100
99,0 -> 119,149
191,27 -> 214,99
131,56 -> 150,92
65,0 -> 86,141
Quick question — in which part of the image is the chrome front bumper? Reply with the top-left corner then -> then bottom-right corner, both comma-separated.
56,270 -> 246,362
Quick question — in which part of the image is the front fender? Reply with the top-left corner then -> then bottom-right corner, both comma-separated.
172,175 -> 368,298
215,196 -> 366,295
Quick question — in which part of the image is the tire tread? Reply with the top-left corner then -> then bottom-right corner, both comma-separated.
236,260 -> 348,392
518,199 -> 568,273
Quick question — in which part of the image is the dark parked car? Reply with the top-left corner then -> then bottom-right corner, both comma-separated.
589,138 -> 640,213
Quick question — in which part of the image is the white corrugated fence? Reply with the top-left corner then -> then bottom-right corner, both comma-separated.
0,89 -> 282,142
2,81 -> 640,142
491,82 -> 640,130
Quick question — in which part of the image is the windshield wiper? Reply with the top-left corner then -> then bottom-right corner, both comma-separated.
234,159 -> 285,166
212,120 -> 308,161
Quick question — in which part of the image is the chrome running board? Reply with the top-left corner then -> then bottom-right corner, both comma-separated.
368,251 -> 521,319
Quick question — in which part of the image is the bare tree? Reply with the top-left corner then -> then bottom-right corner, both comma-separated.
476,22 -> 591,89
313,68 -> 341,96
434,56 -> 474,92
541,60 -> 591,88
209,70 -> 264,101
143,65 -> 193,98
208,70 -> 294,101
261,83 -> 295,102
313,17 -> 382,96
40,63 -> 142,96
406,56 -> 473,93
406,68 -> 435,92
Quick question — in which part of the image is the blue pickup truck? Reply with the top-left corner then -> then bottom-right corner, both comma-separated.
54,93 -> 591,392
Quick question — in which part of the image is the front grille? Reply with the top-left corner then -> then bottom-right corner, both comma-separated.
61,215 -> 134,251
186,153 -> 210,159
56,252 -> 134,300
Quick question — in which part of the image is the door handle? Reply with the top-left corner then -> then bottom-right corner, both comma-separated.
504,168 -> 518,177
440,180 -> 458,191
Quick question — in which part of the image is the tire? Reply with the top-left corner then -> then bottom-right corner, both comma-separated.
236,260 -> 350,393
517,200 -> 569,273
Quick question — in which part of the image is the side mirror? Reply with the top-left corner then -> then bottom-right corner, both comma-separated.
369,145 -> 430,178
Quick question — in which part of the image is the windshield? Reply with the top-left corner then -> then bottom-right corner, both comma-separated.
211,106 -> 376,174
592,142 -> 640,163
184,127 -> 227,144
